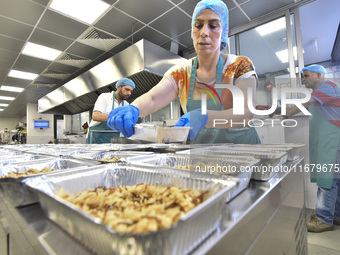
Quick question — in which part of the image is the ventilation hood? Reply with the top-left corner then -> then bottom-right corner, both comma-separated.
38,39 -> 185,115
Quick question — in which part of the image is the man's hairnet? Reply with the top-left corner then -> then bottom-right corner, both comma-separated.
302,64 -> 327,75
116,78 -> 135,89
191,0 -> 229,51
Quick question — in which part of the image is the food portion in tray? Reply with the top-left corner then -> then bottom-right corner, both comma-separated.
56,183 -> 208,234
1,167 -> 54,178
100,157 -> 121,162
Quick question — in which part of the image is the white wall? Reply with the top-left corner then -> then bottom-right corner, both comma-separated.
0,117 -> 22,131
26,103 -> 54,144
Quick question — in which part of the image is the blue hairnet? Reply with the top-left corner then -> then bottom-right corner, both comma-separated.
116,78 -> 135,89
302,64 -> 327,75
191,0 -> 229,51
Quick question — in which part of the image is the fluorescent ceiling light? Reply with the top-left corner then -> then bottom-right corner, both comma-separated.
0,109 -> 4,111
0,96 -> 15,101
256,17 -> 286,36
275,47 -> 298,63
22,42 -> 62,61
0,86 -> 24,93
0,103 -> 9,107
8,70 -> 38,80
50,0 -> 110,24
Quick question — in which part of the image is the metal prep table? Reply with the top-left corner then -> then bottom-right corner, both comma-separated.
0,158 -> 306,255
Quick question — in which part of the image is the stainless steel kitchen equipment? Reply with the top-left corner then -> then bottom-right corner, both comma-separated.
38,40 -> 185,115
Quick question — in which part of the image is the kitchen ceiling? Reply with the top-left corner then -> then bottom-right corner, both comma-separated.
0,0 -> 338,118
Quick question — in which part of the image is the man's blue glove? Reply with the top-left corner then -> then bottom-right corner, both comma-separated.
107,105 -> 140,137
174,109 -> 208,139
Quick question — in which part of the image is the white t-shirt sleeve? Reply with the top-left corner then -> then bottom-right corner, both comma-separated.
93,93 -> 112,114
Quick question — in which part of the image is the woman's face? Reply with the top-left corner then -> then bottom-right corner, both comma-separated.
192,9 -> 223,57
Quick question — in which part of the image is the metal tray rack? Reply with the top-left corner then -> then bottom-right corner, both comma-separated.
177,146 -> 288,181
24,164 -> 237,255
0,156 -> 101,207
125,153 -> 259,202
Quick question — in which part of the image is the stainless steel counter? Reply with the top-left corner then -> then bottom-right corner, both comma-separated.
0,158 -> 306,255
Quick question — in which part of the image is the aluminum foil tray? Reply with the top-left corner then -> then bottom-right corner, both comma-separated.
125,153 -> 259,202
0,157 -> 101,207
119,143 -> 209,153
129,125 -> 190,143
33,147 -> 86,156
0,149 -> 23,156
252,143 -> 305,161
25,164 -> 237,255
74,150 -> 154,163
177,147 -> 288,181
0,153 -> 52,167
212,143 -> 304,162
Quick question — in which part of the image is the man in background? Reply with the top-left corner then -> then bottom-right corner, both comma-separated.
286,64 -> 340,232
86,78 -> 135,144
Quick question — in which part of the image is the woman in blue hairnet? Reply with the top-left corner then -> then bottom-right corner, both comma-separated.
86,78 -> 135,144
107,0 -> 261,144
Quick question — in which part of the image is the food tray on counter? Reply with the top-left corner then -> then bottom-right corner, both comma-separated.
251,143 -> 304,161
129,124 -> 190,143
0,153 -> 53,167
212,143 -> 304,162
114,143 -> 199,153
24,164 -> 237,255
125,153 -> 259,202
177,146 -> 288,181
0,157 -> 101,207
0,149 -> 24,156
73,150 -> 154,163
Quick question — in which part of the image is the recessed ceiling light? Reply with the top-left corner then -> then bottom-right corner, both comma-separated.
0,96 -> 15,101
50,0 -> 110,24
22,42 -> 62,61
275,47 -> 298,63
8,70 -> 38,80
0,86 -> 24,93
0,103 -> 9,107
256,17 -> 286,36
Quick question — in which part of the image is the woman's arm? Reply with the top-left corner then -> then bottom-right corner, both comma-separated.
206,75 -> 257,128
132,76 -> 179,117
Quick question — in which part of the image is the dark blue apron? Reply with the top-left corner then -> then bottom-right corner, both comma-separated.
187,54 -> 260,144
86,92 -> 122,144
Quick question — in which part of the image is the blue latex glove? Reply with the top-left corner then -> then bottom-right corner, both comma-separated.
174,109 -> 208,139
107,105 -> 140,137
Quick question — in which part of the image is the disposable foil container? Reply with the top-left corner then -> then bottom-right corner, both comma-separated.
177,147 -> 288,181
251,143 -> 305,161
129,125 -> 190,143
212,143 -> 304,162
0,157 -> 101,207
73,150 -> 154,163
0,153 -> 52,167
24,164 -> 237,255
125,153 -> 259,202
